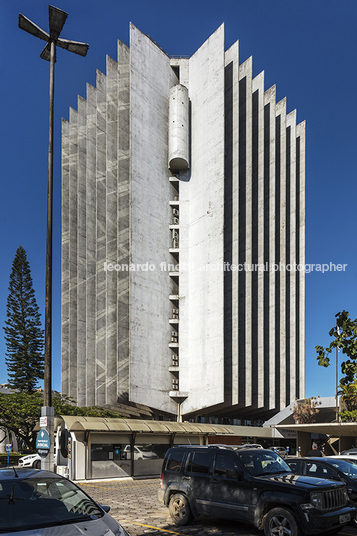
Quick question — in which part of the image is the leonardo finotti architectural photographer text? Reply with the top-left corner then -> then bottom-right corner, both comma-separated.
104,261 -> 347,274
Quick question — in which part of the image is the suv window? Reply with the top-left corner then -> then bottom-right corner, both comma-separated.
213,453 -> 239,476
186,451 -> 211,474
166,451 -> 185,472
306,462 -> 336,479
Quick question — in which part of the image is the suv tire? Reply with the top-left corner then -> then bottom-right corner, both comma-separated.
34,460 -> 41,469
263,507 -> 300,536
169,493 -> 194,526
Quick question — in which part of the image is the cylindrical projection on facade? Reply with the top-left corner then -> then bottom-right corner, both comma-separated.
168,84 -> 189,171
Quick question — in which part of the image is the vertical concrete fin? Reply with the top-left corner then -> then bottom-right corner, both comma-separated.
61,118 -> 70,397
68,108 -> 79,401
263,83 -> 276,411
296,120 -> 306,399
106,55 -> 119,404
117,39 -> 130,400
275,96 -> 287,409
238,55 -> 253,408
129,22 -> 178,414
77,96 -> 87,406
225,39 -> 239,406
286,109 -> 297,404
180,23 -> 225,415
252,70 -> 265,409
95,69 -> 107,406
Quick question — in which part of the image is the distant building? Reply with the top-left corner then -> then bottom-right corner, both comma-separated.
61,23 -> 305,422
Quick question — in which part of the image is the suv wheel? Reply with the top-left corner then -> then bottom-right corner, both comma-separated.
168,493 -> 194,526
34,460 -> 41,469
263,507 -> 300,536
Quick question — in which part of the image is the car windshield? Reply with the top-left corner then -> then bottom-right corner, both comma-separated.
325,460 -> 357,480
0,476 -> 103,532
238,450 -> 292,476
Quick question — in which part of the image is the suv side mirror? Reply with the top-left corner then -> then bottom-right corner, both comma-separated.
226,468 -> 244,480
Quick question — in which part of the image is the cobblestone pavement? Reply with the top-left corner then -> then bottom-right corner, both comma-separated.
78,477 -> 357,536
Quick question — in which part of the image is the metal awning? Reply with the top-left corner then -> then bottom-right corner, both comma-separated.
274,422 -> 357,437
60,416 -> 233,435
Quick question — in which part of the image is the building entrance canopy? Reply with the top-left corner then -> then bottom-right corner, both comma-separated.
60,416 -> 234,435
274,423 -> 357,437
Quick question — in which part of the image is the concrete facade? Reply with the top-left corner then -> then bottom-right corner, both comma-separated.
62,23 -> 305,421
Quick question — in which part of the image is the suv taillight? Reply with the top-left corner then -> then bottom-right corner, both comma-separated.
160,473 -> 164,489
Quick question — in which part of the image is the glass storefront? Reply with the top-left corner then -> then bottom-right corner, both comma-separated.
133,443 -> 168,477
90,442 -> 169,479
91,443 -> 132,479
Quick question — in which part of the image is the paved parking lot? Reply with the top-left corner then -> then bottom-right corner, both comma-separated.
78,477 -> 357,536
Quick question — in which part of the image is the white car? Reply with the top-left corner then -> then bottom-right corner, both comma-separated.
18,453 -> 41,469
122,445 -> 159,460
327,454 -> 357,464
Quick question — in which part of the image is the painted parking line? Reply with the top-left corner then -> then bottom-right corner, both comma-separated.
123,522 -> 186,535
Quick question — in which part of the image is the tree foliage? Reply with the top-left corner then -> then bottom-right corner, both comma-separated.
3,246 -> 44,392
292,397 -> 320,424
0,391 -> 123,451
316,310 -> 357,385
338,380 -> 357,422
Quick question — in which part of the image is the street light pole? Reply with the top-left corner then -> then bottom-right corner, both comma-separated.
19,5 -> 88,471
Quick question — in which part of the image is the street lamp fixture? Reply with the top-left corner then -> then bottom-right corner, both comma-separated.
19,5 -> 88,471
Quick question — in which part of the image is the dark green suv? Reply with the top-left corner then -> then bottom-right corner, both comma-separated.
158,445 -> 356,536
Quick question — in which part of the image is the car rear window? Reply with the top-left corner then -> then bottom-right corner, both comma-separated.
186,452 -> 211,474
166,451 -> 185,472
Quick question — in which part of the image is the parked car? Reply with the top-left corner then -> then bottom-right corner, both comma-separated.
287,457 -> 357,517
158,445 -> 355,535
341,448 -> 357,455
267,446 -> 288,458
0,467 -> 130,535
18,448 -> 57,469
18,453 -> 41,469
236,443 -> 263,449
122,445 -> 159,460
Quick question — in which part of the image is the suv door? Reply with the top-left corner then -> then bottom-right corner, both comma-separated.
183,450 -> 212,515
209,452 -> 252,522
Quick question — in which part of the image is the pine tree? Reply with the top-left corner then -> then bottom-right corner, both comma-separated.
3,246 -> 44,392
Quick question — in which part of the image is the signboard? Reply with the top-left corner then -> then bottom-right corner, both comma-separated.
36,429 -> 50,458
40,416 -> 47,428
5,444 -> 11,452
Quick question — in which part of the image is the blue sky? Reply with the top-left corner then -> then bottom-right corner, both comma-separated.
1,0 -> 357,401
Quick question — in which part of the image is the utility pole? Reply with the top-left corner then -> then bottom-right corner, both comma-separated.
19,5 -> 88,471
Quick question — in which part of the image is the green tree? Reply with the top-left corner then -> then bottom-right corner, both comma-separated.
337,380 -> 357,422
3,246 -> 44,392
0,391 -> 122,451
316,310 -> 357,385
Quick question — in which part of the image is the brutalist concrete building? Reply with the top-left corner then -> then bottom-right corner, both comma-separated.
62,23 -> 305,422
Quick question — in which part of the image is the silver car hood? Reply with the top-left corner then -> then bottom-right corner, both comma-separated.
1,514 -> 128,536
